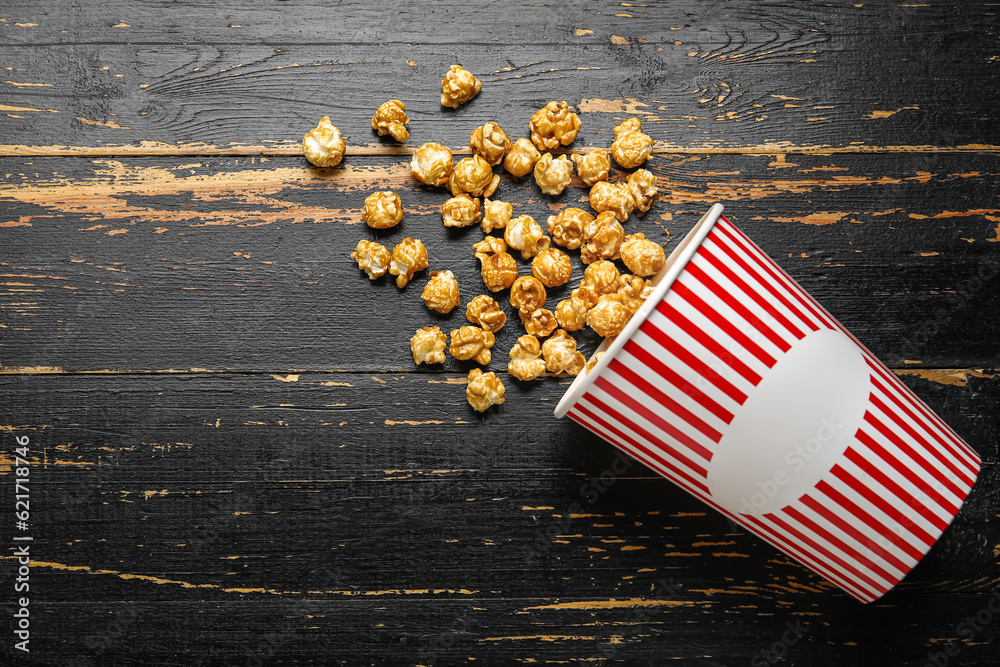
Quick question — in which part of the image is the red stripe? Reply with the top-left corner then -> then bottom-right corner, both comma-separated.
671,280 -> 777,367
636,317 -> 748,405
862,412 -> 960,514
699,244 -> 805,340
799,494 -> 911,574
655,300 -> 762,386
827,464 -> 936,548
684,261 -> 792,353
594,374 -> 714,464
621,339 -> 734,427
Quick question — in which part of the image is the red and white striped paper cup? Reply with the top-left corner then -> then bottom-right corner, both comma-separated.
554,203 -> 981,602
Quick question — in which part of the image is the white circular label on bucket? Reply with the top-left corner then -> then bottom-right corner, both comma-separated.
706,328 -> 870,517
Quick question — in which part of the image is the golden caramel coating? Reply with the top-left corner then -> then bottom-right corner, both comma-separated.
578,260 -> 621,307
542,329 -> 586,376
449,154 -> 500,198
620,232 -> 666,277
555,293 -> 589,331
473,236 -> 519,292
531,247 -> 573,288
509,275 -> 547,316
450,326 -> 496,365
481,198 -> 513,234
617,273 -> 653,315
388,237 -> 429,288
589,181 -> 634,222
410,326 -> 447,365
626,168 -> 659,213
470,122 -> 511,166
441,64 -> 482,108
410,142 -> 454,187
504,214 -> 550,259
521,307 -> 558,338
611,117 -> 654,168
421,270 -> 461,314
371,100 -> 410,142
580,211 -> 625,264
351,239 -> 391,280
572,148 -> 611,187
466,294 -> 507,333
503,137 -> 543,178
362,191 -> 403,229
586,293 -> 632,337
586,349 -> 606,373
529,101 -> 582,151
441,193 -> 482,228
546,207 -> 592,250
302,116 -> 346,168
508,335 -> 547,381
533,153 -> 574,196
466,368 -> 505,412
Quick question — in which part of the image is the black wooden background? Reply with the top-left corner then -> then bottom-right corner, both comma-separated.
1,1 -> 999,665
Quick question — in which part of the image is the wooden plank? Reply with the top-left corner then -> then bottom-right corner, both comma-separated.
2,152 -> 998,371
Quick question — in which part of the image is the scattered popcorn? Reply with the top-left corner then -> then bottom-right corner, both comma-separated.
620,232 -> 666,277
533,153 -> 574,195
473,236 -> 519,292
302,116 -> 346,168
482,198 -> 513,234
555,292 -> 589,331
466,294 -> 507,332
503,137 -> 542,178
509,275 -> 547,319
586,293 -> 632,337
351,239 -> 390,280
589,181 -> 634,222
410,142 -> 454,187
611,117 -> 653,168
586,350 -> 606,373
508,335 -> 547,381
389,237 -> 429,288
617,273 -> 653,315
546,207 -> 592,250
362,191 -> 404,229
470,122 -> 511,166
529,101 -> 582,151
441,193 -> 482,228
411,326 -> 447,365
580,211 -> 625,264
572,148 -> 611,187
421,270 -> 461,314
531,246 -> 573,287
371,100 -> 410,142
542,329 -> 586,376
626,168 -> 659,213
449,154 -> 500,198
578,260 -> 621,307
450,326 -> 496,364
504,214 -> 550,259
441,65 -> 481,108
521,307 -> 558,338
466,368 -> 505,412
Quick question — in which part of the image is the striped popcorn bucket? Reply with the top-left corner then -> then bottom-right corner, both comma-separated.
554,203 -> 981,602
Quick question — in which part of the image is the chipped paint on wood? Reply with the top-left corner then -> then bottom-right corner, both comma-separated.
893,368 -> 995,387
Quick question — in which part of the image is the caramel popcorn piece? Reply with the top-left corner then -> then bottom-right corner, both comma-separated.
572,148 -> 611,187
421,270 -> 461,314
589,181 -> 634,222
546,207 -> 592,250
466,294 -> 507,333
542,329 -> 586,376
531,247 -> 573,288
449,154 -> 500,198
521,307 -> 558,338
441,64 -> 482,108
508,335 -> 547,381
586,293 -> 632,337
482,198 -> 513,234
362,191 -> 403,229
617,273 -> 653,315
470,122 -> 511,166
555,292 -> 589,331
626,168 -> 659,213
533,153 -> 574,196
586,350 -> 606,373
351,239 -> 390,280
529,101 -> 582,151
302,116 -> 346,168
504,214 -> 550,259
611,117 -> 654,169
580,211 -> 625,264
388,237 -> 429,288
371,100 -> 410,142
410,326 -> 447,365
466,368 -> 505,412
410,142 -> 454,187
450,326 -> 496,364
509,275 -> 547,317
620,232 -> 666,277
473,236 -> 519,292
503,137 -> 543,178
441,193 -> 482,228
578,260 -> 621,307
